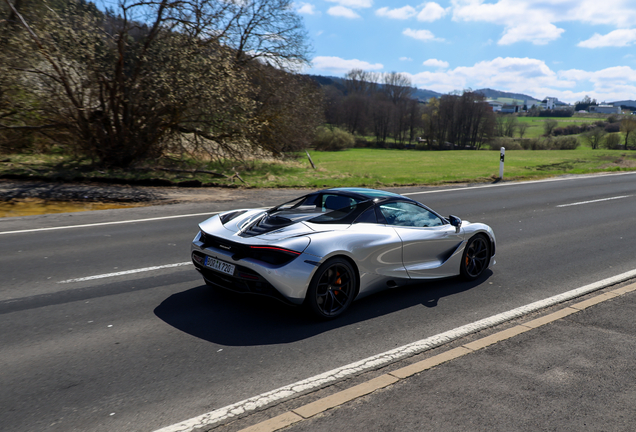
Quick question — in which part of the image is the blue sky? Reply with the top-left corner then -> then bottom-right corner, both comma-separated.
296,0 -> 636,103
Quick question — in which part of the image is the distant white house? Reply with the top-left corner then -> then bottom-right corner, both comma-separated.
486,100 -> 503,112
589,105 -> 621,114
540,96 -> 572,111
540,97 -> 559,110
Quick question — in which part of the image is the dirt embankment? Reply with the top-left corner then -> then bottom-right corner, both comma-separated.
0,179 -> 242,205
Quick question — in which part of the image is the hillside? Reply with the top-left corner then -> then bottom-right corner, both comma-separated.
412,88 -> 442,101
307,75 -> 441,100
307,76 -> 542,104
474,88 -> 541,104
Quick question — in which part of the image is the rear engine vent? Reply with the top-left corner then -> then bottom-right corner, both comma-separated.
220,210 -> 247,225
240,215 -> 293,237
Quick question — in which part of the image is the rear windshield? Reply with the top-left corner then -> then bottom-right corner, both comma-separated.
272,193 -> 367,224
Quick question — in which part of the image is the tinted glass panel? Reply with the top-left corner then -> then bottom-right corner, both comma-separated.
354,207 -> 377,224
322,194 -> 358,210
379,202 -> 443,227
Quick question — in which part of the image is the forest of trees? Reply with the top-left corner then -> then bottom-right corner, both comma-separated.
322,70 -> 496,149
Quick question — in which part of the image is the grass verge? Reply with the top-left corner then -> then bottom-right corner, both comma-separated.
2,147 -> 636,190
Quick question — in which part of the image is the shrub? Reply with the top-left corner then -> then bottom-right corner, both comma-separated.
604,122 -> 621,133
607,115 -> 619,124
553,125 -> 586,136
487,137 -> 581,150
487,138 -> 522,150
552,136 -> 580,150
520,138 -> 549,150
539,109 -> 573,118
353,138 -> 372,148
603,133 -> 622,149
313,126 -> 355,151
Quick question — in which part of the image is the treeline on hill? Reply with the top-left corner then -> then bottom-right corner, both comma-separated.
321,69 -> 496,149
0,0 -> 323,168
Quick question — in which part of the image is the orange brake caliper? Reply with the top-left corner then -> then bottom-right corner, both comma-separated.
334,272 -> 341,295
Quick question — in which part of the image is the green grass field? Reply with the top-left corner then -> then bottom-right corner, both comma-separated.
247,147 -> 635,188
2,146 -> 636,189
515,116 -> 600,138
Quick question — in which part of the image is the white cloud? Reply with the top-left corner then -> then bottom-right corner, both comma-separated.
452,0 -> 568,45
555,66 -> 636,102
402,56 -> 636,103
450,0 -> 565,45
499,22 -> 565,46
449,0 -> 636,46
326,0 -> 373,9
376,5 -> 416,19
312,56 -> 383,73
560,66 -> 636,86
423,59 -> 449,68
417,2 -> 447,22
400,57 -> 413,61
569,0 -> 636,28
297,3 -> 316,15
409,57 -> 574,95
327,6 -> 360,18
578,29 -> 636,48
403,28 -> 443,42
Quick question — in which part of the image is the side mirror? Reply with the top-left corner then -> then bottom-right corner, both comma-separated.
448,215 -> 462,233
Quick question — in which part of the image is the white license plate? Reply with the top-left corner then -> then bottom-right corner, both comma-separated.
205,257 -> 235,276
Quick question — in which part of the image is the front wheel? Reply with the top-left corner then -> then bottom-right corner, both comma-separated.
306,257 -> 357,319
460,234 -> 490,280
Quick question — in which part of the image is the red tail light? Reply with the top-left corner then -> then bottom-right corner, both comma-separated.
249,246 -> 301,255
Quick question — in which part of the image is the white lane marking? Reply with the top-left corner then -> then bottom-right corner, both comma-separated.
4,171 -> 636,236
401,170 -> 636,196
58,262 -> 192,283
153,268 -> 636,432
556,195 -> 632,208
0,212 -> 220,236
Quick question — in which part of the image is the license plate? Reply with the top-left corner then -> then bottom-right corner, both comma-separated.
205,257 -> 235,276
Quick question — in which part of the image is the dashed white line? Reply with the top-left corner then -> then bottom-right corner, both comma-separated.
556,195 -> 632,208
58,262 -> 192,283
401,170 -> 636,196
152,268 -> 636,432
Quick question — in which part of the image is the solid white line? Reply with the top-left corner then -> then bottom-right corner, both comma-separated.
401,170 -> 636,197
153,268 -> 636,432
4,171 -> 636,235
556,195 -> 632,208
58,262 -> 192,283
0,212 -> 220,236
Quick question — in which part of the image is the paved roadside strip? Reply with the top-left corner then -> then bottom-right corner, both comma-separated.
224,280 -> 636,432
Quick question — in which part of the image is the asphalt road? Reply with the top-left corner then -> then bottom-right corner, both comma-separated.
1,173 -> 635,432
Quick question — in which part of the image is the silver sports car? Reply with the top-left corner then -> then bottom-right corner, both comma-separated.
191,188 -> 496,319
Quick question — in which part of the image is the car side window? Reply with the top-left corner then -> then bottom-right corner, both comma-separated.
378,202 -> 443,227
322,194 -> 356,211
354,207 -> 377,224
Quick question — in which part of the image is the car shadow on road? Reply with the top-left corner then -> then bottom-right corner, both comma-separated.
154,270 -> 492,346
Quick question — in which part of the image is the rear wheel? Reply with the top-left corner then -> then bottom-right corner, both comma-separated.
306,257 -> 357,319
460,234 -> 490,280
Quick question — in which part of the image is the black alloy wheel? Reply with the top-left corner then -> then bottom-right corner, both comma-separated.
460,234 -> 490,280
307,257 -> 357,319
